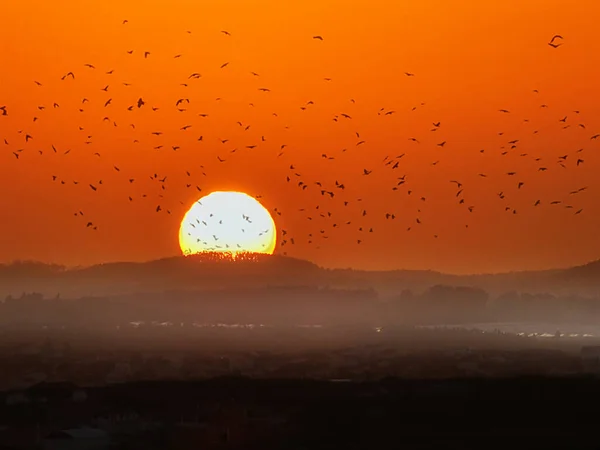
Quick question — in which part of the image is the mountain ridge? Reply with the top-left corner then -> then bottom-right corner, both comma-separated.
3,254 -> 598,276
0,255 -> 598,298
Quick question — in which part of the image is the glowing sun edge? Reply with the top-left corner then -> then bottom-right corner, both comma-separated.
178,191 -> 277,260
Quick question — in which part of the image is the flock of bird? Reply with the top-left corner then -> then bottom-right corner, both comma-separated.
1,24 -> 597,256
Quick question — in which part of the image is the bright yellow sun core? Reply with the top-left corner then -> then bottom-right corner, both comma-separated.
179,191 -> 277,256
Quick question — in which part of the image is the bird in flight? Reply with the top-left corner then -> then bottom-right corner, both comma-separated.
313,35 -> 324,40
549,34 -> 563,45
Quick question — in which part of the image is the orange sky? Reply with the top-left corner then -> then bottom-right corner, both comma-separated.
1,0 -> 599,274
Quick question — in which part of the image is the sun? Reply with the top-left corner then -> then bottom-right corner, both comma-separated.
179,191 -> 277,257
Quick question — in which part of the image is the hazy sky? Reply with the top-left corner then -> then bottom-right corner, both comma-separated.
1,0 -> 599,274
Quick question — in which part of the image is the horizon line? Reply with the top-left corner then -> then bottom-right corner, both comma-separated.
0,253 -> 597,278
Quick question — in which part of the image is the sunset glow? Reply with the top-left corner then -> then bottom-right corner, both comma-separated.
1,0 -> 599,273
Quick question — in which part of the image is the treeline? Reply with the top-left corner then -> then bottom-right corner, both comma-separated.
0,260 -> 66,280
385,285 -> 600,324
0,287 -> 379,327
1,285 -> 599,327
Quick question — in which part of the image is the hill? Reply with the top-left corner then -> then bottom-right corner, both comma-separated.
0,255 -> 599,298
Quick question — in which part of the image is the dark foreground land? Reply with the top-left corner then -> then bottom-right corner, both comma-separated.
2,377 -> 600,449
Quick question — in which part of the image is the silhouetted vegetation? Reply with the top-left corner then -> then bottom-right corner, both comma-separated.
1,284 -> 600,328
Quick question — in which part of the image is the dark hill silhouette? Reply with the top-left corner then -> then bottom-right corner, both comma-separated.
0,260 -> 65,280
72,253 -> 321,285
463,258 -> 600,295
0,254 -> 599,298
562,258 -> 600,278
